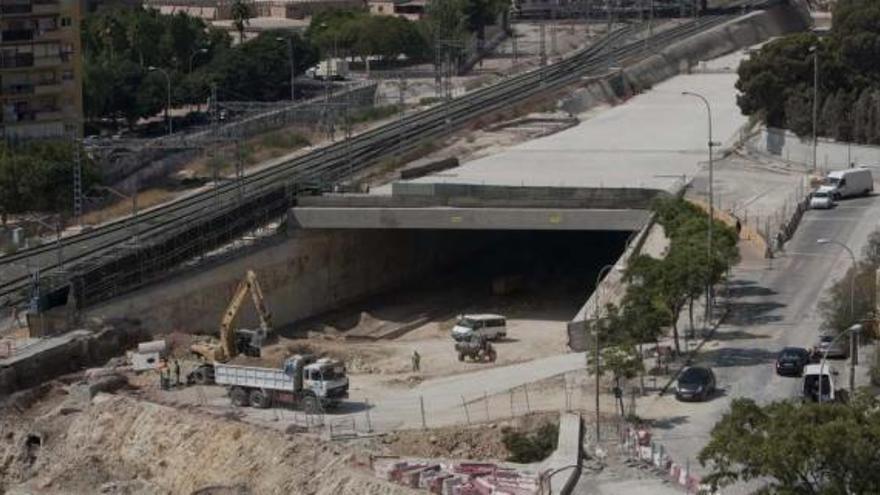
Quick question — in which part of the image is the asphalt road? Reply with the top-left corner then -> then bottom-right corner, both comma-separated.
638,191 -> 880,491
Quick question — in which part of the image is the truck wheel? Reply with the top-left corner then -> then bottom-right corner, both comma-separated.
190,365 -> 214,385
230,387 -> 249,407
249,389 -> 271,409
302,395 -> 321,415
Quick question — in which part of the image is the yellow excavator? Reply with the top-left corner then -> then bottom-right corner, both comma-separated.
188,270 -> 272,384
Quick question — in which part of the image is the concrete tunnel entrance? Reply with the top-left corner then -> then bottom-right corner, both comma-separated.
282,228 -> 633,347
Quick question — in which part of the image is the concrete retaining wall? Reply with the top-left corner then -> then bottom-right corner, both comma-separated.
83,229 -> 477,334
748,127 -> 880,171
0,325 -> 146,396
561,4 -> 811,114
546,413 -> 583,495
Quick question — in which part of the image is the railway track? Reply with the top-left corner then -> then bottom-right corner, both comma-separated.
0,13 -> 740,307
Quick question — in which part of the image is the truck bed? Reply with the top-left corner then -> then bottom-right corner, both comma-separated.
214,363 -> 295,392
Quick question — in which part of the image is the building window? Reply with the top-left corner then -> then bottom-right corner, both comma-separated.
62,69 -> 74,81
378,5 -> 383,11
60,17 -> 71,27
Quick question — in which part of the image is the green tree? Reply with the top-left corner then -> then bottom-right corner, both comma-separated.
699,396 -> 880,494
423,0 -> 469,46
209,31 -> 318,102
230,0 -> 252,42
0,142 -> 99,219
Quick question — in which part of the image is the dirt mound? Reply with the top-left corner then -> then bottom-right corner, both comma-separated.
381,413 -> 560,461
1,393 -> 416,495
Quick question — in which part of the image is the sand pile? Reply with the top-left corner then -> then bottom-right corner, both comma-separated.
1,392 -> 416,495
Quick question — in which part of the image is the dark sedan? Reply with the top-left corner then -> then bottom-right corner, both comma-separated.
775,347 -> 811,376
675,366 -> 716,402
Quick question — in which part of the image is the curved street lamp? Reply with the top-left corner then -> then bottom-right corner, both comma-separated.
682,91 -> 720,327
148,66 -> 172,135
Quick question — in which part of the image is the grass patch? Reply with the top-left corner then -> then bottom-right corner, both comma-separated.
351,104 -> 402,124
501,421 -> 558,463
259,131 -> 310,150
419,96 -> 444,106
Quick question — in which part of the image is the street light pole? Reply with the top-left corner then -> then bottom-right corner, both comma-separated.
682,91 -> 718,327
817,238 -> 859,385
817,238 -> 857,321
818,324 -> 861,403
188,48 -> 208,74
148,66 -> 172,136
277,36 -> 296,102
810,45 -> 819,173
27,216 -> 63,271
592,263 -> 618,442
99,184 -> 139,244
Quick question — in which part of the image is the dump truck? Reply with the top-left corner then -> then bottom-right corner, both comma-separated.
214,354 -> 349,411
187,269 -> 272,385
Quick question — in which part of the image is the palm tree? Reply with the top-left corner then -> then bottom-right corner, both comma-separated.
230,0 -> 252,43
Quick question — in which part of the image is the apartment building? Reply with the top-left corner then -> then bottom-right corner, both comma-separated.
0,0 -> 84,142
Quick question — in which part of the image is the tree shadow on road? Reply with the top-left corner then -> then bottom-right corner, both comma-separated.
713,329 -> 772,341
700,347 -> 779,368
725,282 -> 778,299
724,301 -> 786,326
650,415 -> 690,430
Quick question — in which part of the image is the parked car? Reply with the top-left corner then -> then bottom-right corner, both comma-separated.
451,314 -> 507,341
809,190 -> 834,209
675,366 -> 716,402
775,347 -> 811,376
816,334 -> 849,359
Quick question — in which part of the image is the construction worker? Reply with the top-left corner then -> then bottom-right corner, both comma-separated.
157,358 -> 169,390
411,350 -> 421,373
173,359 -> 181,387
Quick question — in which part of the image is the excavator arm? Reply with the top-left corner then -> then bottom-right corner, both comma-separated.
191,269 -> 272,363
245,270 -> 272,337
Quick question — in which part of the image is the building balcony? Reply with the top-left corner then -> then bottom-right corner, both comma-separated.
0,3 -> 32,15
0,52 -> 34,69
1,29 -> 35,42
1,83 -> 34,95
32,53 -> 71,68
32,0 -> 60,14
33,81 -> 62,94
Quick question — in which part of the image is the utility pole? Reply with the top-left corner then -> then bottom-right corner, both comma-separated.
345,86 -> 353,178
71,132 -> 82,227
811,45 -> 819,173
550,11 -> 558,57
539,23 -> 547,66
397,77 -> 407,159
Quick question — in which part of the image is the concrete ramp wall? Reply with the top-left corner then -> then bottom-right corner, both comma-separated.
84,229 -> 478,335
562,3 -> 812,114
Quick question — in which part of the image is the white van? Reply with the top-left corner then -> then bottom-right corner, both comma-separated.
817,168 -> 874,199
451,314 -> 507,341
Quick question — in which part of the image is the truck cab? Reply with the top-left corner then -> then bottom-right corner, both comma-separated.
301,358 -> 349,402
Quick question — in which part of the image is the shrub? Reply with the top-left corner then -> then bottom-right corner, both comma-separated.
501,421 -> 558,463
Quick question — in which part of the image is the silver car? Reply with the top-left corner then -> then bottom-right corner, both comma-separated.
816,334 -> 849,359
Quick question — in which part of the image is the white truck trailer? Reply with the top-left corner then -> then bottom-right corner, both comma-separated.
817,167 -> 874,199
306,58 -> 349,80
214,354 -> 348,411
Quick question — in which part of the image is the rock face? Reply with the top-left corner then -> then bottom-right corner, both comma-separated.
0,392 -> 416,495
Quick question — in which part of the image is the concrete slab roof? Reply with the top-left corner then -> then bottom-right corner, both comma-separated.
398,60 -> 748,193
